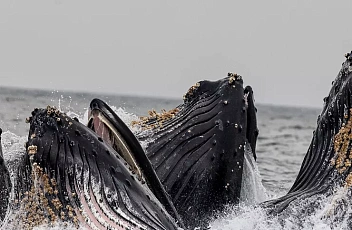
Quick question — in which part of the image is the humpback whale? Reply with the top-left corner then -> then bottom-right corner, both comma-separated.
88,73 -> 259,229
262,52 -> 352,225
0,107 -> 184,229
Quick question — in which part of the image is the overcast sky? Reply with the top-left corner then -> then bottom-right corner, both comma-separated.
1,1 -> 352,107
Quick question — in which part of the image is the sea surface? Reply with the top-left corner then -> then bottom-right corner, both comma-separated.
0,86 -> 323,229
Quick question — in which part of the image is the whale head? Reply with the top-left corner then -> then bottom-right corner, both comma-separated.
88,73 -> 259,228
23,106 -> 180,229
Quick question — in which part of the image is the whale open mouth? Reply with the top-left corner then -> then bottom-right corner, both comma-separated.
87,99 -> 183,226
88,109 -> 143,180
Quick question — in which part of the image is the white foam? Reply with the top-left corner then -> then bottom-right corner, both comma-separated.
209,184 -> 352,230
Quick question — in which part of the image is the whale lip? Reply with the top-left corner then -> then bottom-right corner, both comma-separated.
88,98 -> 185,228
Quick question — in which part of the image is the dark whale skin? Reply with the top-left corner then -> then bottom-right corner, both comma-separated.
263,52 -> 352,226
24,107 -> 181,229
133,75 -> 259,228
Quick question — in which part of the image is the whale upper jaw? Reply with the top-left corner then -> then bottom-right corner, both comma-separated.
88,108 -> 144,180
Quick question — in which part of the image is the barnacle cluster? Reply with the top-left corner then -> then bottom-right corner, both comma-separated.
25,106 -> 67,128
15,162 -> 79,229
331,108 -> 352,187
27,145 -> 37,155
46,105 -> 62,116
182,82 -> 201,102
15,108 -> 79,229
345,173 -> 352,187
228,72 -> 242,85
131,108 -> 180,130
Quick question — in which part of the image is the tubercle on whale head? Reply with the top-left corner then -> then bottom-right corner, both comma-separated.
131,107 -> 181,130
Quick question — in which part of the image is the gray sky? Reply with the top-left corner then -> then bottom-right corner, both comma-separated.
1,0 -> 352,107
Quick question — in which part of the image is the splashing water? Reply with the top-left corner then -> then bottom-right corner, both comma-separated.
209,191 -> 352,230
240,143 -> 269,204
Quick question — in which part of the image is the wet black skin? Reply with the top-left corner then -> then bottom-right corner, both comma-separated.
263,52 -> 352,222
90,75 -> 259,229
26,108 -> 181,229
0,129 -> 11,222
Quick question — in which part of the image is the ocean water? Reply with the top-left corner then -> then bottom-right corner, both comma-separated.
0,86 -> 323,229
